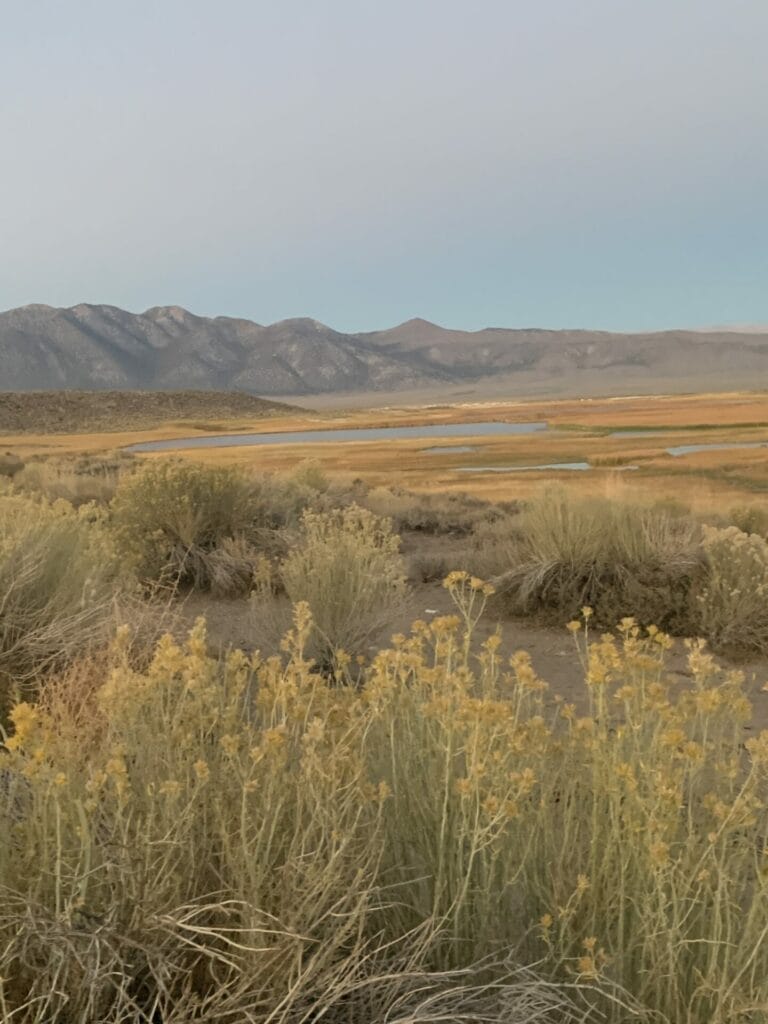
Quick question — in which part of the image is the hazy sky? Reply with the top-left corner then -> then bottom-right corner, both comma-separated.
2,0 -> 767,331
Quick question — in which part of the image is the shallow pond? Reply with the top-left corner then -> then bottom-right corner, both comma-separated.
126,420 -> 548,452
667,441 -> 768,457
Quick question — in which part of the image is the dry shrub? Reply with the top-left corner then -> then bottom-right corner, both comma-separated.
0,495 -> 120,713
14,453 -> 134,506
696,525 -> 768,653
110,460 -> 269,593
488,489 -> 701,628
0,451 -> 24,479
2,592 -> 767,1021
727,503 -> 768,539
470,511 -> 525,580
252,505 -> 408,666
362,486 -> 496,535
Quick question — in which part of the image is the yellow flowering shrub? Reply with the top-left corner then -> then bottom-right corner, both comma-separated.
697,524 -> 768,651
1,583 -> 767,1022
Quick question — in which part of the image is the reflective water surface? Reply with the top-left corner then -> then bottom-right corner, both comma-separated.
127,420 -> 548,452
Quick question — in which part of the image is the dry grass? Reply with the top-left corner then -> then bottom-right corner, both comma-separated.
0,496 -> 122,715
482,489 -> 702,628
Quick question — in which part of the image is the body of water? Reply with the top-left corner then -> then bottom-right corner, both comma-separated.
667,441 -> 768,456
126,421 -> 548,452
421,445 -> 477,454
455,461 -> 592,473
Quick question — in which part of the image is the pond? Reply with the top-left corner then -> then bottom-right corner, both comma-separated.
455,461 -> 592,473
667,441 -> 768,457
126,420 -> 548,452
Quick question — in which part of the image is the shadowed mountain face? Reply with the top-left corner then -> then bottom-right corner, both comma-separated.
2,304 -> 768,397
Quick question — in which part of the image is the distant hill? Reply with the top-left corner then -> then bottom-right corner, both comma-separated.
2,303 -> 768,398
0,390 -> 300,435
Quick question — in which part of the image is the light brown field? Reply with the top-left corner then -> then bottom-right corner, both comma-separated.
3,389 -> 768,512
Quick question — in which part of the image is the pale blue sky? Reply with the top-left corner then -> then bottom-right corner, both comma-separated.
1,0 -> 766,331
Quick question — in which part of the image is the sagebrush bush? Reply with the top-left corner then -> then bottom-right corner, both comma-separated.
253,504 -> 409,666
727,503 -> 768,539
487,489 -> 702,628
362,486 -> 496,535
14,454 -> 131,506
110,460 -> 266,592
696,524 -> 768,652
0,495 -> 120,712
0,450 -> 24,479
2,590 -> 768,1022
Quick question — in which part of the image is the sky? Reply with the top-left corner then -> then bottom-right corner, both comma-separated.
1,0 -> 767,332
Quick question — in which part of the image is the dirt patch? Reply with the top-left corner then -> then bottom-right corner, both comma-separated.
178,575 -> 768,733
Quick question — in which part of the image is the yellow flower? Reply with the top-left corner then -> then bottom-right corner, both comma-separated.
220,734 -> 240,757
193,759 -> 210,783
540,913 -> 553,929
649,840 -> 670,866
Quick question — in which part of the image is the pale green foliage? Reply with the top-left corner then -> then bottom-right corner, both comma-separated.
277,504 -> 408,663
110,460 -> 265,592
697,525 -> 768,651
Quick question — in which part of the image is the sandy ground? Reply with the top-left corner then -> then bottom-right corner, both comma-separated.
178,566 -> 768,736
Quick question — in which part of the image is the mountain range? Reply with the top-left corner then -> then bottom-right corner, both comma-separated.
2,303 -> 768,400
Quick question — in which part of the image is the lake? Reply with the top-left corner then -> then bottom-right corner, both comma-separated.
126,420 -> 548,452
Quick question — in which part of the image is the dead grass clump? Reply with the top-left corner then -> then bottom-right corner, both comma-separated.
0,495 -> 120,714
110,460 -> 268,594
488,489 -> 701,628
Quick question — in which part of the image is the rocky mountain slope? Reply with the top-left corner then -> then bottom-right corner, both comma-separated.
2,303 -> 767,397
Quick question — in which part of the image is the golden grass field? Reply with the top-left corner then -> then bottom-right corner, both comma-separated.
4,389 -> 767,512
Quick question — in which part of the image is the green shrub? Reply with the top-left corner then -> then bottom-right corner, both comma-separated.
488,489 -> 701,627
110,460 -> 267,592
254,505 -> 408,666
696,525 -> 768,652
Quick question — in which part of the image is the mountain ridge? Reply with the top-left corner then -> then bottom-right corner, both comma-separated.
1,303 -> 768,397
